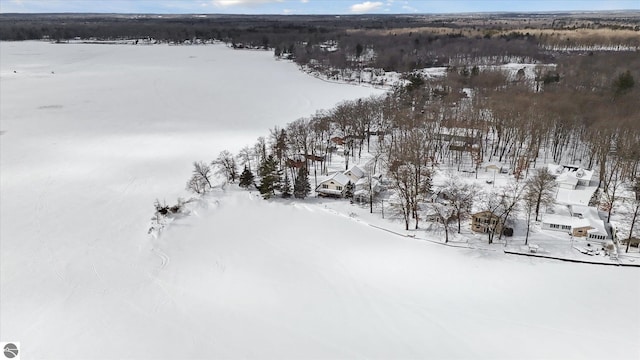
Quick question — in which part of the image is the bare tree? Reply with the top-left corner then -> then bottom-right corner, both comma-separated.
427,202 -> 455,243
480,181 -> 525,244
441,174 -> 478,234
496,181 -> 526,241
384,132 -> 433,230
213,150 -> 238,183
387,164 -> 418,231
364,156 -> 382,213
522,186 -> 538,245
525,168 -> 557,221
186,161 -> 214,195
237,146 -> 254,172
478,189 -> 504,244
253,136 -> 267,166
383,126 -> 433,230
626,197 -> 640,253
602,159 -> 625,223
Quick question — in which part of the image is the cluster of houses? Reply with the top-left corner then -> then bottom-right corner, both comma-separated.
318,161 -> 613,244
469,163 -> 612,242
540,164 -> 611,242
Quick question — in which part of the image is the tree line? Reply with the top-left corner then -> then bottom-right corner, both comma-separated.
2,13 -> 638,73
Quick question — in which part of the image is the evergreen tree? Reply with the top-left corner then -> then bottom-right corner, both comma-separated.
344,181 -> 354,199
238,165 -> 255,189
281,171 -> 292,198
294,166 -> 311,199
258,154 -> 280,199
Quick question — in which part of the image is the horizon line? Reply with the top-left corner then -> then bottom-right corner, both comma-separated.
3,9 -> 640,16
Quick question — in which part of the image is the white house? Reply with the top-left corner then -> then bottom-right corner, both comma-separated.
344,165 -> 365,183
548,163 -> 598,206
547,163 -> 594,188
316,165 -> 367,198
572,205 -> 609,241
541,205 -> 610,241
315,172 -> 351,197
542,213 -> 592,237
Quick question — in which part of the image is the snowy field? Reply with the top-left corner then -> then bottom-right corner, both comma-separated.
1,41 -> 639,359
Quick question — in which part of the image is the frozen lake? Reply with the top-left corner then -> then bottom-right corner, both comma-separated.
0,40 -> 382,253
0,41 -> 382,357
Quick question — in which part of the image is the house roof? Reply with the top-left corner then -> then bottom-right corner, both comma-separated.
542,205 -> 608,236
571,205 -> 608,236
586,219 -> 608,236
555,186 -> 597,206
548,163 -> 594,183
542,214 -> 590,228
556,172 -> 579,187
344,165 -> 365,179
546,204 -> 573,217
472,210 -> 499,217
571,205 -> 600,220
316,172 -> 350,189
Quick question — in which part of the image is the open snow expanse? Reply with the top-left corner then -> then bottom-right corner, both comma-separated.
1,41 -> 639,359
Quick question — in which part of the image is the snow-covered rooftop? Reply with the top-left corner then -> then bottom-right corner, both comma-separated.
344,165 -> 365,179
542,213 -> 591,228
318,172 -> 351,188
556,172 -> 579,187
572,205 -> 608,236
555,186 -> 597,206
548,163 -> 594,183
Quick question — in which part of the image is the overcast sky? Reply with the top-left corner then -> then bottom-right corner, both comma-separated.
2,0 -> 639,14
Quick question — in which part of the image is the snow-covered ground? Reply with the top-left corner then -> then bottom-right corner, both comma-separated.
0,41 -> 381,358
1,41 -> 639,359
310,150 -> 640,265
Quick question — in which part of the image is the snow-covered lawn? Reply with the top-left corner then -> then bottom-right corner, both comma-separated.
1,41 -> 638,359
